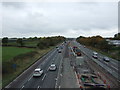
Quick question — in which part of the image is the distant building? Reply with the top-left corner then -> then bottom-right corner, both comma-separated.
106,39 -> 120,46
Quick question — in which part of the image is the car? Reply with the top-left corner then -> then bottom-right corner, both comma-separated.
49,63 -> 57,71
103,57 -> 110,62
76,52 -> 81,56
92,55 -> 98,59
57,48 -> 59,51
93,52 -> 98,55
58,49 -> 62,53
33,68 -> 43,77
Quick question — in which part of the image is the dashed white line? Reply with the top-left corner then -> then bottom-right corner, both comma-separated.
111,65 -> 118,71
59,86 -> 61,90
42,74 -> 46,81
20,85 -> 24,90
22,85 -> 24,88
47,67 -> 49,71
28,76 -> 32,81
37,86 -> 40,89
104,61 -> 108,65
60,74 -> 62,76
55,56 -> 63,88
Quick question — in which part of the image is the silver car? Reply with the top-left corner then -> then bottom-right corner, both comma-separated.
49,64 -> 57,71
103,57 -> 110,62
33,68 -> 43,77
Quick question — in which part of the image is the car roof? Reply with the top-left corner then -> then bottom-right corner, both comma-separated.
51,64 -> 55,66
35,68 -> 41,71
104,57 -> 109,59
93,52 -> 97,54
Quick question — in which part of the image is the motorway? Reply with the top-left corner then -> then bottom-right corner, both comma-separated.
4,40 -> 119,89
72,40 -> 120,81
5,43 -> 66,89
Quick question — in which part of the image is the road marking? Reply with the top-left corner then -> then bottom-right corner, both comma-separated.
111,65 -> 118,71
59,86 -> 61,90
74,71 -> 80,87
55,56 -> 63,88
37,86 -> 40,89
5,48 -> 57,88
46,58 -> 48,60
76,57 -> 83,59
104,61 -> 108,65
28,76 -> 32,81
42,74 -> 46,81
47,67 -> 49,71
20,85 -> 24,90
111,61 -> 118,66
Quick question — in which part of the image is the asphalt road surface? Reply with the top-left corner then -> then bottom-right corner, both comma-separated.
4,40 -> 119,89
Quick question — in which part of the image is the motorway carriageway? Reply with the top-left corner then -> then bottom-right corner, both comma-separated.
5,43 -> 66,89
72,40 -> 120,82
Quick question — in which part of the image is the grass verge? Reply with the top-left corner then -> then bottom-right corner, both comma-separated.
2,46 -> 54,88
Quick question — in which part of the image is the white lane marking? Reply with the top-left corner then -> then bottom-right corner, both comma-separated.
20,85 -> 24,90
5,49 -> 56,88
104,61 -> 108,65
37,86 -> 40,89
47,67 -> 49,71
111,65 -> 118,71
59,86 -> 61,90
42,74 -> 46,81
111,61 -> 118,66
76,57 -> 83,59
22,85 -> 24,88
74,71 -> 80,87
46,58 -> 48,60
28,76 -> 32,81
55,56 -> 63,88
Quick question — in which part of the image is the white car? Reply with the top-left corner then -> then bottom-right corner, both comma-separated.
92,55 -> 98,59
33,68 -> 43,77
103,57 -> 110,62
58,49 -> 62,53
49,64 -> 57,71
93,52 -> 98,55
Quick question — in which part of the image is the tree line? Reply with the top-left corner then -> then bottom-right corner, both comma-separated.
76,35 -> 112,53
37,36 -> 65,49
2,36 -> 66,49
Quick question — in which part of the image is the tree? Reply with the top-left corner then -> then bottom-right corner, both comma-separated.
2,37 -> 8,46
114,33 -> 120,40
16,38 -> 24,46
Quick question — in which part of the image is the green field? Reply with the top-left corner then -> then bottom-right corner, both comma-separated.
2,47 -> 35,62
2,46 -> 54,88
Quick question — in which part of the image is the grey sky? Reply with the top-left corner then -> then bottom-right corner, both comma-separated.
2,1 -> 118,38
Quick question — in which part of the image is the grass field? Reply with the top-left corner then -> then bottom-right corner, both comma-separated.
2,46 -> 54,88
2,47 -> 35,62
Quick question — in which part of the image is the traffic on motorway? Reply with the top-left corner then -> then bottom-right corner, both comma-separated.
4,40 -> 119,89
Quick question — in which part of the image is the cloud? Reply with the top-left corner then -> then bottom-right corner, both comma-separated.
2,2 -> 118,38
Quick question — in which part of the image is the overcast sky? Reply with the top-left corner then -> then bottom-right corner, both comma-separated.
1,1 -> 118,38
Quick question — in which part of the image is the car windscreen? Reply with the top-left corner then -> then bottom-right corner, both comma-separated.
34,71 -> 39,73
50,65 -> 55,68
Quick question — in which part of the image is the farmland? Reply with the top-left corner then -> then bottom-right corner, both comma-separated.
2,47 -> 35,62
2,46 -> 54,87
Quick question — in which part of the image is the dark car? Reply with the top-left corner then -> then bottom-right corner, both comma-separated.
58,49 -> 62,53
103,57 -> 110,62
